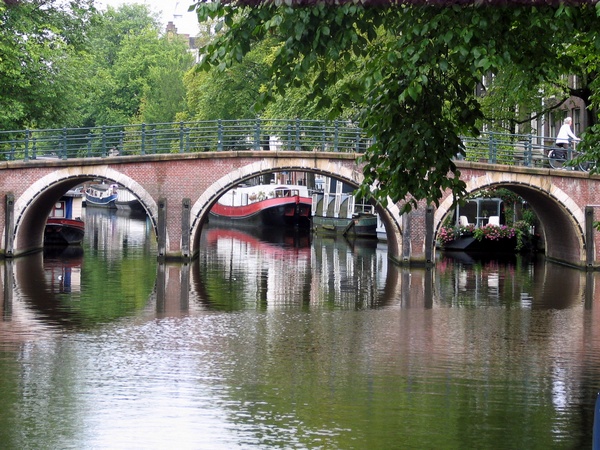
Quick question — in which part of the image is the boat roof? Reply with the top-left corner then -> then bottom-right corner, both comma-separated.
232,184 -> 310,194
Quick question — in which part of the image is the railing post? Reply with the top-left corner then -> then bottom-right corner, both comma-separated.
141,123 -> 146,155
334,120 -> 339,152
355,127 -> 361,152
295,118 -> 301,151
525,134 -> 533,167
61,127 -> 67,159
568,138 -> 574,162
217,120 -> 223,151
321,124 -> 326,151
101,126 -> 107,157
253,118 -> 260,150
24,130 -> 29,162
119,131 -> 124,156
31,137 -> 37,160
87,133 -> 92,157
179,122 -> 184,153
488,132 -> 496,164
151,126 -> 157,154
286,123 -> 292,150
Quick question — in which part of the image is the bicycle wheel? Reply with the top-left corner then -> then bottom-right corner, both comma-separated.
579,160 -> 596,172
548,149 -> 567,169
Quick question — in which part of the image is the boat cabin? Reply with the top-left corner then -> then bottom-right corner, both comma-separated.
455,197 -> 504,228
50,189 -> 84,220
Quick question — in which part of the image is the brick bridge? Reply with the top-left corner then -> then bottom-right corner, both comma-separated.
1,152 -> 600,268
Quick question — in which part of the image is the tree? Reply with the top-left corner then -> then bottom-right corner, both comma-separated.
0,0 -> 96,130
182,38 -> 275,121
79,4 -> 194,126
193,2 -> 600,211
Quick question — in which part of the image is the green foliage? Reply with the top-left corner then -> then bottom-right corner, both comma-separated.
80,5 -> 194,127
0,2 -> 194,130
183,39 -> 272,121
192,2 -> 600,211
0,0 -> 96,130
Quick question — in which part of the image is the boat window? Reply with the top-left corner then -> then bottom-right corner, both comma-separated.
480,199 -> 501,219
274,189 -> 291,198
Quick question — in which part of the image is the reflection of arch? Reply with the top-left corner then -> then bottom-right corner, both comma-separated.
11,167 -> 158,255
188,159 -> 403,259
435,174 -> 585,266
12,251 -> 86,328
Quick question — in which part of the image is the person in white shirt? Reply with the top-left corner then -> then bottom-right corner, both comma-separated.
556,116 -> 580,149
556,117 -> 580,145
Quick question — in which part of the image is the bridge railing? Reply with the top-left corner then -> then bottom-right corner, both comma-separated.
461,132 -> 558,168
0,119 -> 371,161
0,120 -> 575,169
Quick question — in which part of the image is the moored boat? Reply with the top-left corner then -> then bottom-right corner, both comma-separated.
44,189 -> 85,246
45,218 -> 85,246
115,187 -> 144,212
438,195 -> 539,253
85,183 -> 118,208
209,183 -> 312,229
311,190 -> 377,238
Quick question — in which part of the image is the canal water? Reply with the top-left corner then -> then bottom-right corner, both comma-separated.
1,208 -> 599,449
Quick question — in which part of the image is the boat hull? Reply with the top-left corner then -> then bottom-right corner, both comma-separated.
210,196 -> 312,229
44,218 -> 85,245
442,236 -> 519,252
312,214 -> 378,238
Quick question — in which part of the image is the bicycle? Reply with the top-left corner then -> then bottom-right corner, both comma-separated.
548,142 -> 595,172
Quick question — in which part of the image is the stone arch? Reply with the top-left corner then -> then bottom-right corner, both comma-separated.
434,172 -> 586,266
11,167 -> 158,256
189,158 -> 403,259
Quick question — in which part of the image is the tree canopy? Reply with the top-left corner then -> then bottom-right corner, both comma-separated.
0,1 -> 195,131
80,4 -> 194,127
193,1 -> 600,211
0,0 -> 96,130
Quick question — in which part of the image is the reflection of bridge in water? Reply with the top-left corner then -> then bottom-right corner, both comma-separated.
2,237 -> 598,326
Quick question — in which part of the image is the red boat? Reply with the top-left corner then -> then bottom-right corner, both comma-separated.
209,184 -> 312,229
44,189 -> 85,246
44,217 -> 85,246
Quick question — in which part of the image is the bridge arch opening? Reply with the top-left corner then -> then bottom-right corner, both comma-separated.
189,161 -> 404,260
10,168 -> 159,256
435,180 -> 586,267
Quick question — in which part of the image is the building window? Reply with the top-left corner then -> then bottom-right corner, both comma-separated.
573,108 -> 581,135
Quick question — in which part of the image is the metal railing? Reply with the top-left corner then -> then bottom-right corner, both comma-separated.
0,119 -> 369,161
0,120 -> 587,170
460,132 -> 577,169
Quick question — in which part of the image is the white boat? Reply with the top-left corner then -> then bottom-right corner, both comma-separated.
84,183 -> 118,208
